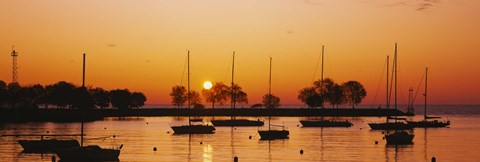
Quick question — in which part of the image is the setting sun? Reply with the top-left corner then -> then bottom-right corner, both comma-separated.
203,81 -> 213,90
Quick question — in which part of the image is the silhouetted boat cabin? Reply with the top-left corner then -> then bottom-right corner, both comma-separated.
211,119 -> 264,127
300,120 -> 353,127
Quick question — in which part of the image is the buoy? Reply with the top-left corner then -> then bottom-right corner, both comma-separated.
146,122 -> 149,124
431,156 -> 436,162
234,156 -> 238,162
297,125 -> 300,127
113,135 -> 116,138
300,149 -> 304,154
167,131 -> 170,134
249,135 -> 252,139
375,141 -> 378,145
104,127 -> 107,130
153,147 -> 157,151
200,142 -> 203,144
47,131 -> 49,134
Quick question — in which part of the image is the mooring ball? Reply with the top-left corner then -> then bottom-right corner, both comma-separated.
234,156 -> 238,162
167,131 -> 170,134
300,149 -> 304,154
249,135 -> 252,139
104,127 -> 107,130
375,141 -> 378,145
146,122 -> 149,124
47,131 -> 49,133
200,142 -> 203,144
153,147 -> 157,151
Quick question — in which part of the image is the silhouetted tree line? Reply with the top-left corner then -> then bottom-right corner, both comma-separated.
170,82 -> 249,109
298,78 -> 366,109
0,80 -> 146,109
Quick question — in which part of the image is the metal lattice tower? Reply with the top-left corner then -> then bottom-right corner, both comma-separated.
11,46 -> 18,84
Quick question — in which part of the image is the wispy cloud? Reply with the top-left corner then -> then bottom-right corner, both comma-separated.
381,0 -> 441,11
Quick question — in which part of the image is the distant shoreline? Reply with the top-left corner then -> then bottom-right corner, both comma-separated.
0,108 -> 412,123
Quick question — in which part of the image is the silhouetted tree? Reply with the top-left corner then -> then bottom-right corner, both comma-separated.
71,87 -> 95,110
262,94 -> 280,109
330,84 -> 345,109
7,82 -> 21,109
131,92 -> 147,108
342,80 -> 367,109
170,86 -> 187,109
89,87 -> 110,108
44,81 -> 76,108
314,78 -> 336,108
229,84 -> 248,105
18,84 -> 45,109
202,82 -> 229,109
0,80 -> 7,108
193,103 -> 205,109
110,89 -> 132,109
188,91 -> 202,107
298,87 -> 322,108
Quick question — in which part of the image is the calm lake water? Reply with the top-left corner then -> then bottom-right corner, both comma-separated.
1,105 -> 479,162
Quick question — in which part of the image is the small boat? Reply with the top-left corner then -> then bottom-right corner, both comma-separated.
18,138 -> 79,152
170,51 -> 216,134
385,130 -> 414,145
56,54 -> 122,161
211,52 -> 264,127
299,46 -> 353,128
171,121 -> 215,134
0,134 -> 81,153
257,57 -> 289,140
407,68 -> 450,128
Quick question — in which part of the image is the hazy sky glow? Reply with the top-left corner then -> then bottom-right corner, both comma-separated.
1,0 -> 479,105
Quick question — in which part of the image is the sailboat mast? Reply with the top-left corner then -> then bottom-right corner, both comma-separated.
187,51 -> 190,109
268,57 -> 272,130
321,45 -> 324,108
386,55 -> 389,124
394,43 -> 398,123
424,67 -> 428,120
81,53 -> 85,147
232,51 -> 235,109
187,51 -> 191,125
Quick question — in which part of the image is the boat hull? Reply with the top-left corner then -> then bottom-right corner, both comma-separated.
18,139 -> 79,152
211,119 -> 264,127
171,125 -> 215,134
300,120 -> 353,127
258,130 -> 289,140
368,122 -> 413,130
407,120 -> 450,128
385,131 -> 414,145
56,145 -> 120,161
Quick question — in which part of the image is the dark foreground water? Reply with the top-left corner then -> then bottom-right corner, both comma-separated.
1,105 -> 479,162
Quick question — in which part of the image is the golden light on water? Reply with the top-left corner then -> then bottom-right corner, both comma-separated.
203,81 -> 213,90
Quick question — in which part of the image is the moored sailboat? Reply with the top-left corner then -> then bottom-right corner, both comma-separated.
258,57 -> 289,140
383,43 -> 414,145
407,68 -> 450,128
56,54 -> 122,161
299,45 -> 352,128
170,51 -> 216,134
211,51 -> 264,127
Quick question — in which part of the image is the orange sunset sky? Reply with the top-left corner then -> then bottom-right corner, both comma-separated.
1,0 -> 479,105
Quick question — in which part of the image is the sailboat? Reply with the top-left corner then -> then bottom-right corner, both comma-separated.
211,51 -> 264,127
383,43 -> 414,145
407,68 -> 450,128
257,57 -> 289,140
56,53 -> 122,161
170,51 -> 216,134
368,48 -> 413,130
300,45 -> 353,127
